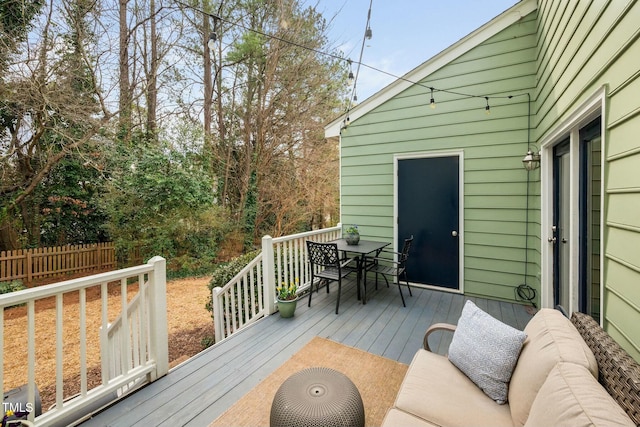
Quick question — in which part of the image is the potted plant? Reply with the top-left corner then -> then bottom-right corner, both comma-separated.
276,279 -> 299,318
344,224 -> 360,245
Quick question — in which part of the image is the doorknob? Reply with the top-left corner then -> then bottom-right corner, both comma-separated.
548,236 -> 557,243
452,231 -> 458,237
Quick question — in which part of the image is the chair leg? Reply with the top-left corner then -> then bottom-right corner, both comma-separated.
404,272 -> 412,297
382,274 -> 390,288
397,273 -> 406,307
335,279 -> 341,314
308,276 -> 314,307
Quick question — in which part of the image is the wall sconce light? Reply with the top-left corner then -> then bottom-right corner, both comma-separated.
522,149 -> 540,171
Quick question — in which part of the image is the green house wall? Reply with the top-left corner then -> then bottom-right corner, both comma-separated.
336,0 -> 640,361
533,0 -> 640,361
340,11 -> 539,302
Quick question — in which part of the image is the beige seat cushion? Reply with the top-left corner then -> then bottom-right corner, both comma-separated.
381,408 -> 441,427
394,349 -> 513,427
525,363 -> 635,427
509,309 -> 598,426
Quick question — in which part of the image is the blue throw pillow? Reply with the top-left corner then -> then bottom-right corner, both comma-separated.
448,300 -> 527,404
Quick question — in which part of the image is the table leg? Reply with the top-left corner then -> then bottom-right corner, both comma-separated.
359,255 -> 366,304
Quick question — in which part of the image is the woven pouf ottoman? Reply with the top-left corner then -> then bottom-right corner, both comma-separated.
270,367 -> 365,427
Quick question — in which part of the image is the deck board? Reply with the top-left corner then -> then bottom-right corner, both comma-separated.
79,279 -> 534,427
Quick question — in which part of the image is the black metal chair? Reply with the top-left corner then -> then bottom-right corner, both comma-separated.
306,241 -> 357,314
365,235 -> 413,307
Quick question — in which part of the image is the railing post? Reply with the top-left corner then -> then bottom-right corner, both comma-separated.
262,235 -> 277,315
212,287 -> 223,343
147,256 -> 168,380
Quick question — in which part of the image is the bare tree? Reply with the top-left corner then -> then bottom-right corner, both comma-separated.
0,0 -> 114,249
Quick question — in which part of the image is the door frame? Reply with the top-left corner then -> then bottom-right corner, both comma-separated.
393,150 -> 465,294
540,86 -> 606,320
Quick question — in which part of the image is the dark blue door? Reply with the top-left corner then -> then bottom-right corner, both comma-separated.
398,156 -> 460,290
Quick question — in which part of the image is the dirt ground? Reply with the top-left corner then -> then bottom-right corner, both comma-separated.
2,276 -> 213,412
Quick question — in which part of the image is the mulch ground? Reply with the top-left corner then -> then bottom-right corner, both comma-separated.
2,277 -> 213,412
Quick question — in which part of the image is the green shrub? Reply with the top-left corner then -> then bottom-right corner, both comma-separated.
205,250 -> 260,316
201,335 -> 215,349
0,280 -> 27,308
0,280 -> 26,295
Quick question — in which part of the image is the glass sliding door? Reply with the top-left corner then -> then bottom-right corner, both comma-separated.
550,116 -> 602,321
553,140 -> 571,312
579,117 -> 601,321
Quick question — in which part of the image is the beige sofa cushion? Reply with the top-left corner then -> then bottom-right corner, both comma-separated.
381,408 -> 441,427
509,308 -> 598,426
525,363 -> 635,427
394,349 -> 513,427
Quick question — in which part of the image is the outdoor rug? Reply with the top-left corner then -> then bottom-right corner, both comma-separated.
209,336 -> 409,427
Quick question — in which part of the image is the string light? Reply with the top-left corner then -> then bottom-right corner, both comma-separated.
207,32 -> 217,50
347,59 -> 354,84
343,0 -> 373,130
342,116 -> 350,129
207,15 -> 219,51
177,0 -> 527,120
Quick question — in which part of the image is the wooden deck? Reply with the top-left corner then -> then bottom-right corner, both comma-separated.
80,277 -> 534,426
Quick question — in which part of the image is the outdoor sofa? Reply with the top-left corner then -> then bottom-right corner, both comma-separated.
382,303 -> 639,427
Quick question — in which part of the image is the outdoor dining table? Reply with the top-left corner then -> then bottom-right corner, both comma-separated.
328,238 -> 390,304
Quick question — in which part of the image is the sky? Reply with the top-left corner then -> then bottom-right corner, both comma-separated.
304,0 -> 520,101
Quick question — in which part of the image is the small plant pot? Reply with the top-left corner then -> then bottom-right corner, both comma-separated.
345,233 -> 360,245
277,298 -> 298,318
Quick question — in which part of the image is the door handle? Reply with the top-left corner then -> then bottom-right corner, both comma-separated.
562,238 -> 568,243
548,236 -> 557,243
451,231 -> 458,237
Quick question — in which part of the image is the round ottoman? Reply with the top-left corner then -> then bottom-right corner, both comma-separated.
270,367 -> 365,427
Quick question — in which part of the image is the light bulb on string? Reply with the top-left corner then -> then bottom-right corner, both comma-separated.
347,59 -> 354,85
365,27 -> 372,40
485,97 -> 491,115
429,87 -> 436,109
207,32 -> 217,51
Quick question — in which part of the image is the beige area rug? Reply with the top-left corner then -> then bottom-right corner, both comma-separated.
209,336 -> 409,427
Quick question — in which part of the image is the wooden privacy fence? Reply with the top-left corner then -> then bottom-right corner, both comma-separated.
0,242 -> 116,285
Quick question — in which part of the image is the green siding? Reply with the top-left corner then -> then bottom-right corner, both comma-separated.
337,0 -> 640,361
535,0 -> 640,360
340,11 -> 538,301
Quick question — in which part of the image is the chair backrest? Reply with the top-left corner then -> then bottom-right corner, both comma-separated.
306,241 -> 340,269
399,235 -> 414,264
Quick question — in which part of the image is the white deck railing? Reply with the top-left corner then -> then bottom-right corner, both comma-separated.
212,225 -> 342,343
0,256 -> 168,426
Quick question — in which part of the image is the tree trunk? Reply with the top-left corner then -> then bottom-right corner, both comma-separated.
146,0 -> 158,141
119,0 -> 132,142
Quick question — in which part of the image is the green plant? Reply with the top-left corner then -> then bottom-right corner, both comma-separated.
206,250 -> 260,315
345,224 -> 359,234
276,278 -> 299,301
201,335 -> 215,349
0,280 -> 26,295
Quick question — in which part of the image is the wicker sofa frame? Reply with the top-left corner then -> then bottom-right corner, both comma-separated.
570,312 -> 640,425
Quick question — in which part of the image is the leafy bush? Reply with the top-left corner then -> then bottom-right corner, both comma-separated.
0,280 -> 27,308
103,140 -> 232,277
0,280 -> 26,295
201,335 -> 215,349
